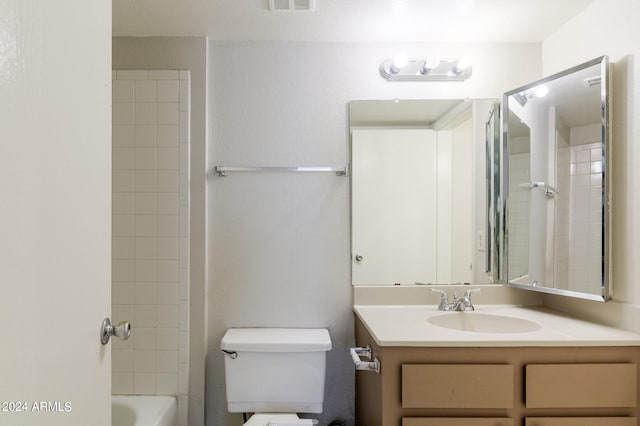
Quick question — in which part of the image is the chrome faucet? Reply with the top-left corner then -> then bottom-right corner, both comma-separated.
430,288 -> 481,311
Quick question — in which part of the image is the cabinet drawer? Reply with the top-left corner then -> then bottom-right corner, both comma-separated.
403,418 -> 513,426
402,364 -> 514,408
525,418 -> 636,426
525,363 -> 637,408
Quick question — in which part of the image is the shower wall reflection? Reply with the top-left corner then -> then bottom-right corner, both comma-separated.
507,118 -> 530,284
503,56 -> 609,301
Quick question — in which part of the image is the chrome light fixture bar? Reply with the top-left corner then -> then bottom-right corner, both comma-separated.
379,55 -> 472,82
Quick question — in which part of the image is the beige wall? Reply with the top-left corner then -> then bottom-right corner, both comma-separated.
541,0 -> 640,331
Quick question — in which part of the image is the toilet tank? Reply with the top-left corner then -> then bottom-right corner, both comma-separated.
221,328 -> 332,414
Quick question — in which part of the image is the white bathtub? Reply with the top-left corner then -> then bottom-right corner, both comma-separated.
112,396 -> 177,426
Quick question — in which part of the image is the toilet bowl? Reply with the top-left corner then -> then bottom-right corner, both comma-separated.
243,413 -> 317,425
221,328 -> 332,426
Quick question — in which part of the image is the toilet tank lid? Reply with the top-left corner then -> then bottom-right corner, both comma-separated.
220,328 -> 332,352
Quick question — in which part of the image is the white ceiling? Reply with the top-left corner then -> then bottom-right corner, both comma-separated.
113,0 -> 595,43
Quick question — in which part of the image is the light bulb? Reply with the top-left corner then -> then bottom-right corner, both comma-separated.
454,57 -> 472,73
420,56 -> 441,75
424,56 -> 440,70
390,52 -> 409,74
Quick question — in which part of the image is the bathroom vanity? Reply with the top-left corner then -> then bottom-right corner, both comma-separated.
353,305 -> 640,426
349,55 -> 627,425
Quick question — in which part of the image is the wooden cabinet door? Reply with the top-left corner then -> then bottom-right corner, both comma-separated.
526,364 -> 637,408
402,364 -> 514,408
403,419 -> 513,426
525,418 -> 636,426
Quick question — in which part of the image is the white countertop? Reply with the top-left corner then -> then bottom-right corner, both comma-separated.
354,304 -> 640,347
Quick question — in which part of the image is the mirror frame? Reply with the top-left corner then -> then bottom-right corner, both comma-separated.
501,55 -> 611,302
485,101 -> 503,283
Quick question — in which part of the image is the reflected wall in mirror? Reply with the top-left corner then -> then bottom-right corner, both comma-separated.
350,99 -> 496,286
503,56 -> 610,301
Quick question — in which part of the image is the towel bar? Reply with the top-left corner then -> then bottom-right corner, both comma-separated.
350,346 -> 380,374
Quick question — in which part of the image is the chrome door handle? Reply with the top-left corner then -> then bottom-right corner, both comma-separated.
100,318 -> 131,345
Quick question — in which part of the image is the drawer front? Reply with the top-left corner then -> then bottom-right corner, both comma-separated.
525,363 -> 637,408
525,418 -> 636,426
402,364 -> 514,408
404,418 -> 513,426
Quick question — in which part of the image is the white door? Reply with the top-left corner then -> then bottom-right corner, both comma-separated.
352,129 -> 438,285
0,1 -> 112,425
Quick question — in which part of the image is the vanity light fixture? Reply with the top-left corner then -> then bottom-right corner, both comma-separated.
380,55 -> 472,82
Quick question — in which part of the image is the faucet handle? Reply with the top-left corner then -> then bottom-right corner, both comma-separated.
430,288 -> 448,300
457,288 -> 481,311
430,288 -> 449,310
463,288 -> 482,298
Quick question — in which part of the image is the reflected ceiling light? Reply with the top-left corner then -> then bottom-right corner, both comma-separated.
513,85 -> 550,106
535,85 -> 549,98
380,55 -> 472,82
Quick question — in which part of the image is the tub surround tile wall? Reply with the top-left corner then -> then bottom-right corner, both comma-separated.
565,137 -> 603,294
112,37 -> 207,426
111,69 -> 190,426
508,151 -> 531,280
554,122 -> 602,294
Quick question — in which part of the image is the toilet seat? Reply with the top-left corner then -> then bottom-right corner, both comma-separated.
243,413 -> 317,426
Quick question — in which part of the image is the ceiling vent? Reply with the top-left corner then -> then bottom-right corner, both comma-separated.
268,0 -> 316,12
584,76 -> 601,87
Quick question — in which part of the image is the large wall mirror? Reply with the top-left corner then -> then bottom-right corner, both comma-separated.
350,99 -> 496,286
503,56 -> 610,301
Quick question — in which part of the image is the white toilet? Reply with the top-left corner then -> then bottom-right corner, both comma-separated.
221,328 -> 332,426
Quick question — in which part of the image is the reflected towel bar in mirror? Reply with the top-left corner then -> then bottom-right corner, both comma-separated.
518,181 -> 560,196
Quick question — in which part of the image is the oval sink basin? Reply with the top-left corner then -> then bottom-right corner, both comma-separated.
428,312 -> 541,334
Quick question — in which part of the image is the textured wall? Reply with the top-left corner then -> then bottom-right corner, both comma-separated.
206,40 -> 541,425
